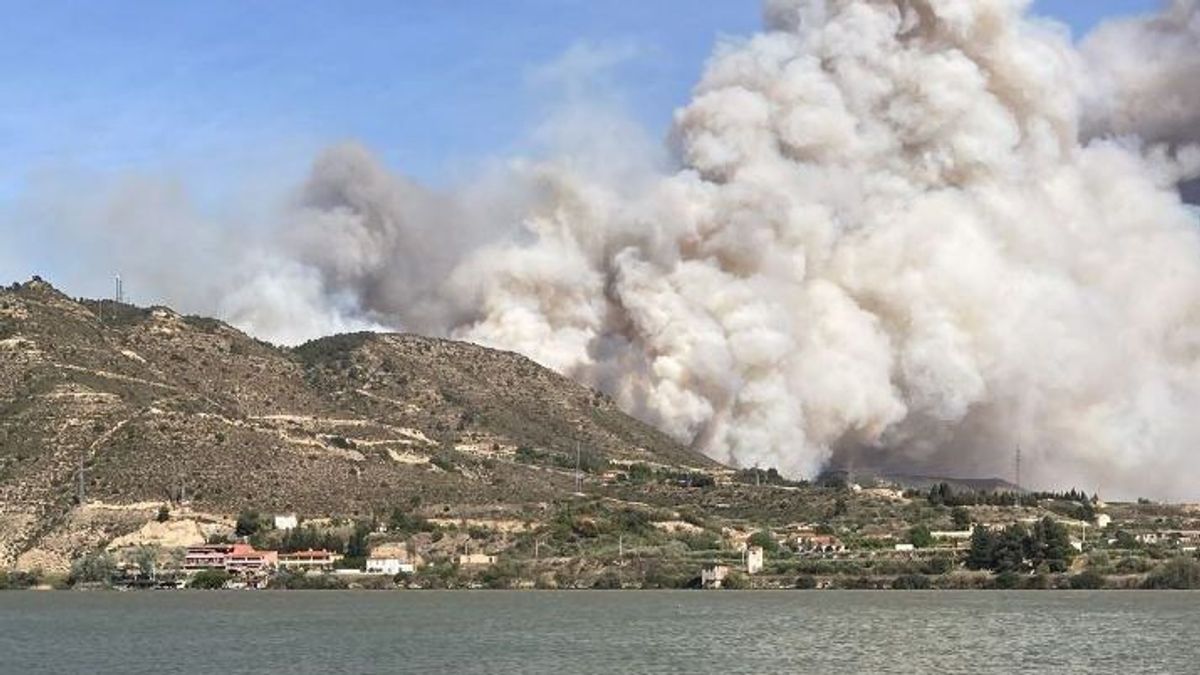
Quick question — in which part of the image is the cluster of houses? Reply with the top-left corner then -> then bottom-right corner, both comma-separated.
183,542 -> 417,580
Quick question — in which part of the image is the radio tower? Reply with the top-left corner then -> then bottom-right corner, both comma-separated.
114,274 -> 124,304
1014,445 -> 1022,492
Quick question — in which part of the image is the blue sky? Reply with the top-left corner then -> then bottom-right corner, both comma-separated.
0,0 -> 1170,294
0,1 -> 1164,191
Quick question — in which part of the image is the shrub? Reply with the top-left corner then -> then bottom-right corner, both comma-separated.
908,525 -> 934,549
156,506 -> 170,523
891,574 -> 931,590
794,575 -> 818,590
1142,558 -> 1200,590
678,531 -> 721,552
189,570 -> 231,589
721,571 -> 750,590
921,556 -> 954,575
993,571 -> 1021,589
612,509 -> 652,535
591,570 -> 623,590
430,453 -> 456,473
480,561 -> 521,589
1069,570 -> 1107,590
269,571 -> 347,590
70,552 -> 115,585
0,570 -> 37,590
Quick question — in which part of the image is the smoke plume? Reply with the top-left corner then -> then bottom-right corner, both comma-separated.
16,1 -> 1200,498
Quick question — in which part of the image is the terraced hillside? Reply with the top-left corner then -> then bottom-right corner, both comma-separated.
0,278 -> 717,567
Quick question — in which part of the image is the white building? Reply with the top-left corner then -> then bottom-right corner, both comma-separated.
274,514 -> 299,531
746,546 -> 764,575
701,565 -> 730,589
894,543 -> 915,552
366,557 -> 415,575
278,549 -> 340,571
1096,514 -> 1112,529
458,553 -> 497,566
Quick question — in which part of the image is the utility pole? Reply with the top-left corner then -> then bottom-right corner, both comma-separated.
77,454 -> 86,505
574,440 -> 582,493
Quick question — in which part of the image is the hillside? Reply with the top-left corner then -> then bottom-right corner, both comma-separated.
0,277 -> 716,568
4,278 -> 1195,594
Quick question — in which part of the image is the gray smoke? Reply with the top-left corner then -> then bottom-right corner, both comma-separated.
12,1 -> 1200,499
223,0 -> 1200,499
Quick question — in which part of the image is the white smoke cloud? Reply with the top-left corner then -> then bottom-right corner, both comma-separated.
8,1 -> 1200,499
1081,0 -> 1200,147
441,0 -> 1200,499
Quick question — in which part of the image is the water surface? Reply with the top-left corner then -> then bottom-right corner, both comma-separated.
1,591 -> 1195,674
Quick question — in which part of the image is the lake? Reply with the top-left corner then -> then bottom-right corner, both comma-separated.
1,591 -> 1196,674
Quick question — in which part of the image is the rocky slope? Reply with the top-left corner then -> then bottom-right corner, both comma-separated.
0,278 -> 717,567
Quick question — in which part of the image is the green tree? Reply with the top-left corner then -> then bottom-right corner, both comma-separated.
951,507 -> 971,530
1114,530 -> 1140,550
189,569 -> 230,589
345,520 -> 373,559
748,530 -> 780,553
70,552 -> 115,585
908,525 -> 935,549
133,546 -> 159,579
235,510 -> 262,538
156,505 -> 170,523
991,525 -> 1030,574
1030,517 -> 1075,573
967,526 -> 994,570
388,508 -> 432,536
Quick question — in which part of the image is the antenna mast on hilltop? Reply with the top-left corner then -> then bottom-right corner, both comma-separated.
114,274 -> 124,304
1014,445 -> 1022,492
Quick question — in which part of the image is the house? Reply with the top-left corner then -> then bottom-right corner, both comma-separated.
458,553 -> 497,566
224,543 -> 278,574
367,558 -> 415,575
701,565 -> 730,589
1095,514 -> 1112,529
184,544 -> 234,570
274,514 -> 299,531
746,546 -> 764,575
278,549 -> 340,572
930,531 -> 973,541
367,543 -> 416,575
795,535 -> 845,554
